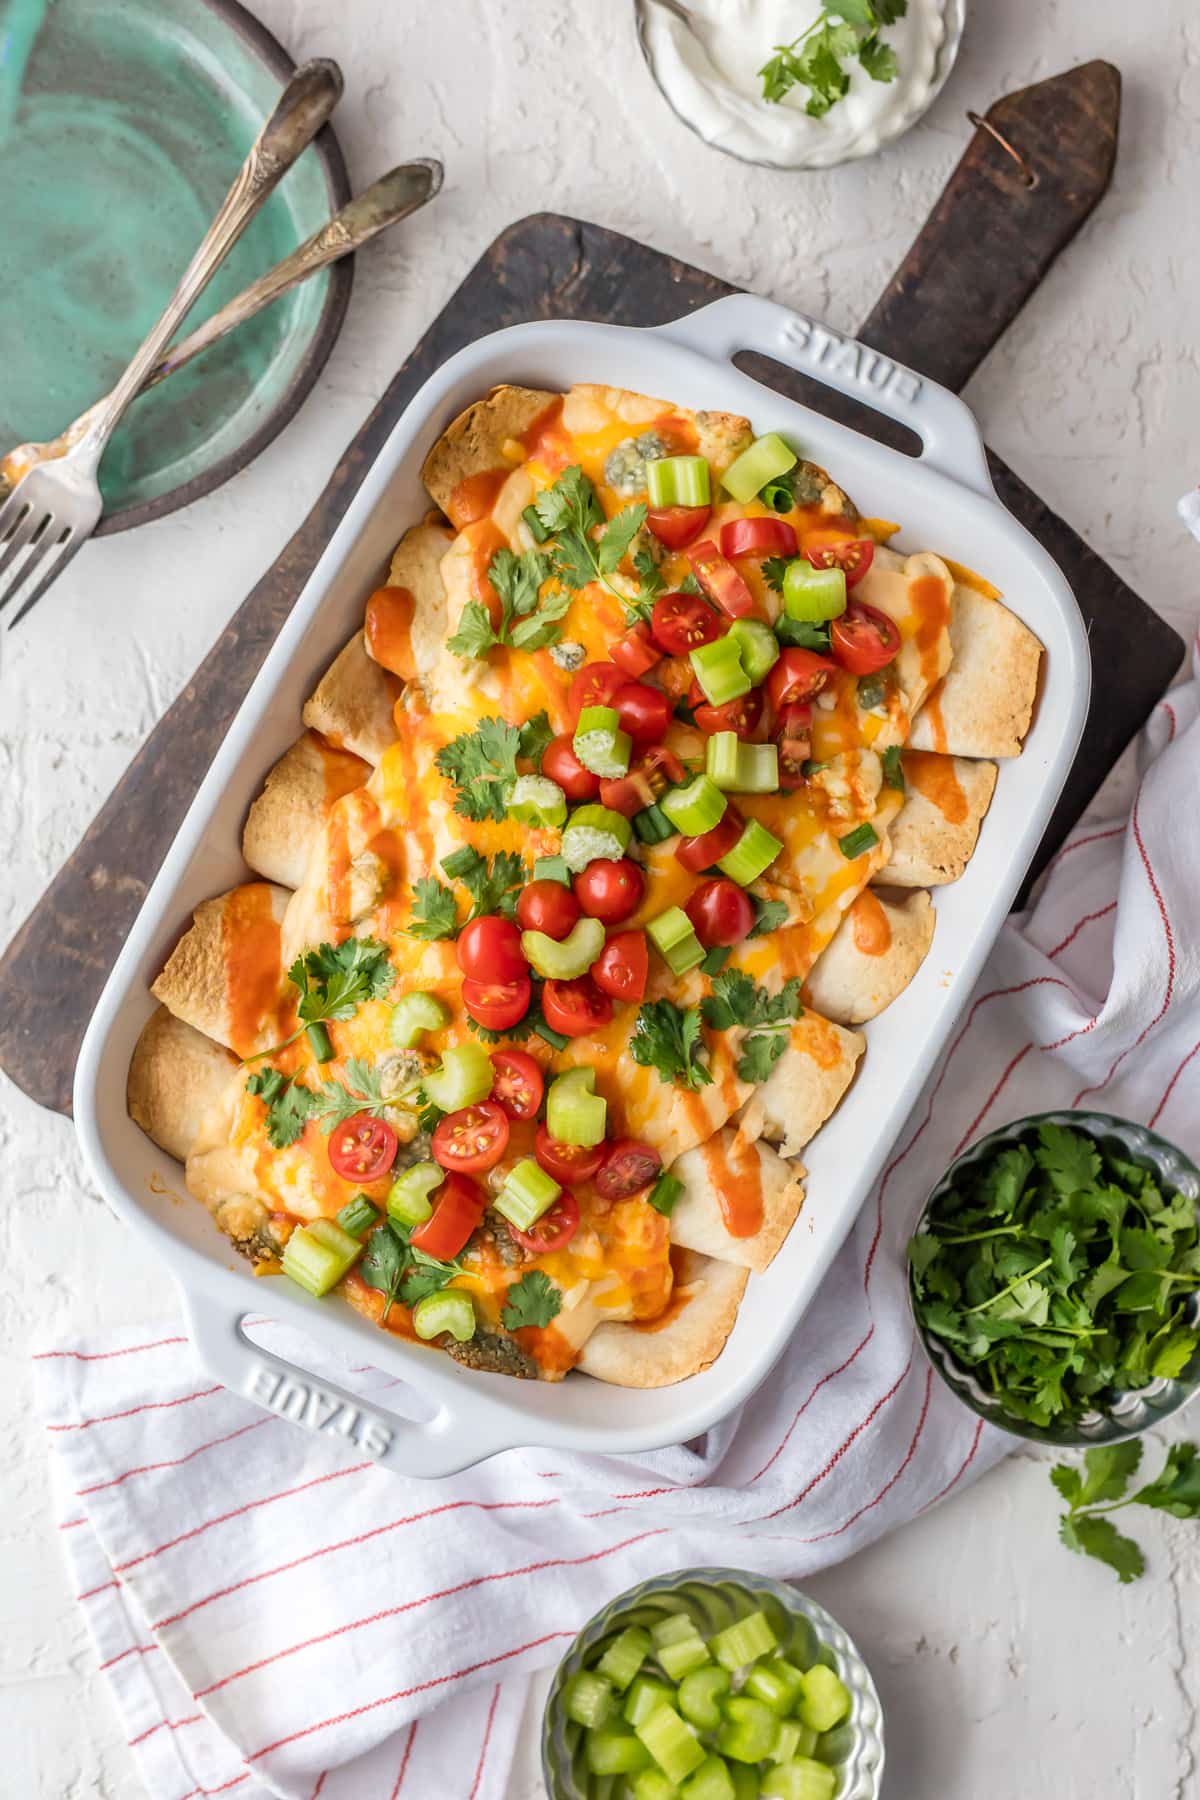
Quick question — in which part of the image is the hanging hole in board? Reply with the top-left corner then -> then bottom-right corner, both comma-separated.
968,110 -> 1040,189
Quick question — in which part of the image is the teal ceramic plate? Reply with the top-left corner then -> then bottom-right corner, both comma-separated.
0,0 -> 351,530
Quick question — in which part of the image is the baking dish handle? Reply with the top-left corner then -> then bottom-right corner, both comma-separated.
656,294 -> 995,500
184,1295 -> 517,1479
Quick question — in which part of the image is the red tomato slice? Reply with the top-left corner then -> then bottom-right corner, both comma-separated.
767,647 -> 838,710
461,975 -> 532,1032
720,518 -> 799,561
489,1050 -> 545,1120
573,857 -> 645,925
686,540 -> 754,619
693,687 -> 764,739
568,662 -> 625,728
534,1124 -> 606,1184
456,915 -> 528,984
592,928 -> 649,1003
596,1137 -> 662,1199
600,747 -> 687,818
432,1100 -> 510,1174
542,734 -> 602,803
829,600 -> 901,675
804,537 -> 875,588
612,681 -> 672,748
646,504 -> 711,549
611,620 -> 663,679
776,701 -> 813,791
675,806 -> 744,874
328,1112 -> 398,1183
410,1171 -> 485,1260
650,591 -> 724,655
516,880 -> 581,940
542,976 -> 613,1039
684,878 -> 755,948
509,1190 -> 581,1254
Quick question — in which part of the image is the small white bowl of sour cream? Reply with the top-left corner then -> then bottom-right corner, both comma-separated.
636,0 -> 966,170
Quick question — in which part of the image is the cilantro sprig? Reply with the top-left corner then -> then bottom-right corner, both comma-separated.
245,1049 -> 426,1148
244,937 -> 394,1066
629,1000 -> 712,1093
447,548 -> 574,660
534,465 -> 647,614
502,1269 -> 563,1331
409,850 -> 526,942
760,1 -> 907,117
359,1218 -> 465,1323
245,1067 -> 315,1149
701,971 -> 803,1083
1050,1439 -> 1200,1584
434,714 -> 551,823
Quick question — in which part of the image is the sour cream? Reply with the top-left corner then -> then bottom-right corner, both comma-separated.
640,0 -> 949,169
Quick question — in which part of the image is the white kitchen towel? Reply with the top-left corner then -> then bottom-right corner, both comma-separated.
34,632 -> 1200,1800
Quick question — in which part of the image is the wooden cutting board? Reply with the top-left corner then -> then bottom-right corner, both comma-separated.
0,60 -> 1182,1117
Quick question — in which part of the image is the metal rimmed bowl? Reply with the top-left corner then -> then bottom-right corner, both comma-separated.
911,1110 -> 1200,1447
542,1566 -> 885,1799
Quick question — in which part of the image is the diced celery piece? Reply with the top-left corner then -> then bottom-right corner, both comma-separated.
677,1664 -> 731,1731
388,990 -> 451,1049
770,1721 -> 803,1764
661,773 -> 727,837
623,1674 -> 675,1728
411,1289 -> 475,1342
783,560 -> 847,623
506,773 -> 567,829
632,1770 -> 681,1800
714,1695 -> 779,1764
689,636 -> 750,707
534,854 -> 571,885
706,730 -> 742,790
563,1669 -> 615,1729
585,1727 -> 653,1776
650,1613 -> 697,1649
574,705 -> 633,778
596,1626 -> 652,1691
657,1632 -> 711,1681
717,820 -> 783,886
722,432 -> 797,503
679,1753 -> 735,1800
759,1760 -> 837,1800
647,454 -> 711,508
744,1657 -> 806,1715
493,1157 -> 560,1232
795,1664 -> 851,1733
423,1040 -> 493,1111
562,803 -> 632,872
387,1161 -> 441,1227
546,1067 -> 608,1147
636,1705 -> 705,1784
521,916 -> 605,981
727,1767 -> 758,1800
733,743 -> 778,794
647,906 -> 705,977
710,1610 -> 780,1671
280,1219 -> 362,1297
728,617 -> 780,684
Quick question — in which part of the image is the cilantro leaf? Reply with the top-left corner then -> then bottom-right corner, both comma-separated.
1036,1122 -> 1102,1196
1150,1326 -> 1200,1380
435,717 -> 524,822
1133,1443 -> 1200,1517
1059,1513 -> 1146,1585
881,744 -> 906,792
534,466 -> 647,605
245,1066 -> 314,1148
502,1269 -> 563,1331
748,897 -> 790,939
874,0 -> 908,23
597,503 -> 647,574
519,712 -> 553,769
310,1057 -> 388,1133
293,938 -> 395,1024
446,601 -> 499,662
491,546 -> 549,619
775,616 -> 833,652
760,3 -> 905,116
630,1000 -> 713,1092
834,0 -> 878,23
701,972 -> 803,1084
858,33 -> 899,80
1049,1462 -> 1083,1509
461,850 -> 525,922
762,557 -> 790,594
409,875 -> 459,941
509,586 -> 572,651
447,548 -> 568,659
1075,1440 -> 1143,1508
358,1221 -> 407,1322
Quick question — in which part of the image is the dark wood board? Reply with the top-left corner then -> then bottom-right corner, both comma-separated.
0,61 -> 1182,1117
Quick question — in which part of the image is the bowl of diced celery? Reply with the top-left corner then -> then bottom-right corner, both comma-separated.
542,1566 -> 884,1799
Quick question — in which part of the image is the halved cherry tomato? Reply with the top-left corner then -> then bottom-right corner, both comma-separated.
489,1049 -> 545,1120
596,1137 -> 662,1199
720,518 -> 799,561
647,504 -> 710,549
686,540 -> 754,619
328,1112 -> 398,1183
542,734 -> 601,803
456,914 -> 527,984
516,880 -> 580,940
568,661 -> 625,727
592,928 -> 649,1003
542,976 -> 613,1039
684,877 -> 755,948
651,591 -> 723,655
611,620 -> 663,679
432,1100 -> 510,1173
534,1123 -> 606,1184
693,687 -> 764,739
804,537 -> 875,588
573,857 -> 645,925
830,600 -> 901,675
776,701 -> 813,791
767,647 -> 838,710
410,1171 -> 485,1260
510,1190 -> 580,1254
675,806 -> 744,874
461,974 -> 532,1032
600,746 -> 687,817
612,681 -> 672,748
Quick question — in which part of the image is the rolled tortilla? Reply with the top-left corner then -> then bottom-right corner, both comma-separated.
242,731 -> 369,891
126,1005 -> 238,1163
578,1251 -> 750,1387
362,518 -> 456,683
302,632 -> 401,766
421,385 -> 558,524
668,1129 -> 806,1273
877,752 -> 998,887
854,547 -> 954,719
804,889 -> 935,1026
908,584 -> 1043,758
151,882 -> 289,1057
751,1012 -> 866,1160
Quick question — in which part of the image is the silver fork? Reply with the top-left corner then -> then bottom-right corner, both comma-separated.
0,58 -> 343,629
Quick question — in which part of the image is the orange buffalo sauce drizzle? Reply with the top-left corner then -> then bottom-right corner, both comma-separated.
910,571 -> 952,696
851,889 -> 892,957
522,396 -> 570,469
312,733 -> 370,807
364,586 -> 418,681
222,883 -> 283,1056
700,1130 -> 765,1238
918,680 -> 949,753
634,1247 -> 693,1334
905,748 -> 967,824
447,467 -> 508,530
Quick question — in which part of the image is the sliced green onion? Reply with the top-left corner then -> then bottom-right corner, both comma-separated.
881,745 -> 905,793
574,704 -> 633,779
623,1674 -> 675,1728
722,432 -> 797,504
648,1171 -> 684,1217
838,822 -> 880,861
521,916 -> 605,981
522,502 -> 552,544
728,617 -> 780,684
387,1161 -> 442,1227
493,1157 -> 561,1232
636,1703 -> 705,1784
634,802 -> 676,845
680,1754 -> 737,1800
534,854 -> 572,885
336,1194 -> 379,1237
699,945 -> 730,976
717,820 -> 783,886
745,1656 -> 807,1715
507,773 -> 567,829
856,672 -> 887,711
783,560 -> 847,623
561,803 -> 632,872
647,906 -> 706,976
585,1727 -> 652,1777
661,773 -> 727,837
305,1021 -> 335,1063
676,1664 -> 731,1731
422,1040 -> 494,1111
546,1067 -> 608,1147
389,990 -> 451,1050
280,1219 -> 362,1297
689,636 -> 750,707
597,1627 -> 652,1691
412,1289 -> 475,1342
795,1664 -> 851,1732
715,1695 -> 780,1764
705,730 -> 742,790
563,1670 -> 615,1730
759,1760 -> 837,1800
441,845 -> 481,879
535,1017 -> 570,1052
710,1609 -> 779,1671
646,454 -> 712,509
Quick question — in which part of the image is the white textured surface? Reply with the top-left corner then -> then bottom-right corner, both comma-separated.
2,1 -> 1199,1795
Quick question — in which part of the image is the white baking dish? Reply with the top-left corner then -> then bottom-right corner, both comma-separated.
74,296 -> 1090,1478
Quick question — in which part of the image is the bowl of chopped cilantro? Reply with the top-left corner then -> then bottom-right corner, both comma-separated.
909,1112 -> 1200,1445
